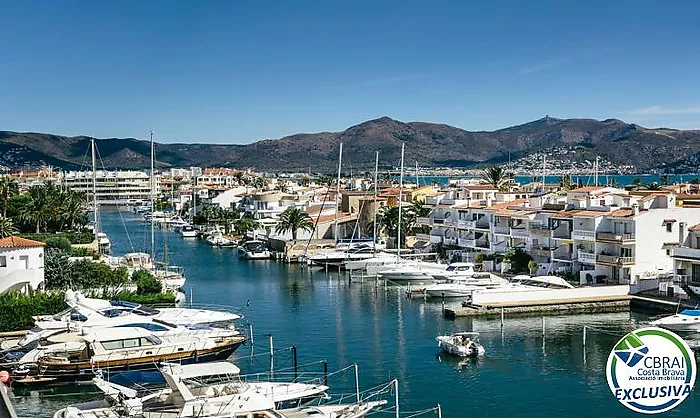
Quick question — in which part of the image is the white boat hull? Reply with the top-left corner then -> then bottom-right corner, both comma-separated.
436,336 -> 485,357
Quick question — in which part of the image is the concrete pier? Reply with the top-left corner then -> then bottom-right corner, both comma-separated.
445,295 -> 631,318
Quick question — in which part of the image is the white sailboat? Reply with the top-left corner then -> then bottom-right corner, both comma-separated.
90,139 -> 110,254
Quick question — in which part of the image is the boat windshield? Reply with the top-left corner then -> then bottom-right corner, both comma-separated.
53,308 -> 88,322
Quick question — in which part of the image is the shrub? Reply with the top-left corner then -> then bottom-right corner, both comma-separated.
0,291 -> 66,331
70,247 -> 91,257
71,261 -> 128,289
528,261 -> 538,274
44,236 -> 72,252
474,253 -> 485,263
135,271 -> 162,295
111,290 -> 176,306
503,247 -> 533,273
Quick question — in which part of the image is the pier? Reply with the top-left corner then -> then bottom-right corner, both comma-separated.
444,295 -> 631,318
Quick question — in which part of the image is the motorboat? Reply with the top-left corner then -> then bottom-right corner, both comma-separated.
133,204 -> 151,214
424,274 -> 509,298
11,327 -> 246,384
461,275 -> 579,306
436,332 -> 485,357
153,263 -> 187,288
166,216 -> 189,228
179,225 -> 199,238
94,362 -> 329,410
430,262 -> 477,281
28,291 -> 240,333
206,231 -> 234,247
344,252 -> 398,271
144,211 -> 168,223
54,361 -> 385,418
378,262 -> 448,284
239,240 -> 271,260
308,245 -> 376,267
97,232 -> 110,252
2,319 -> 241,364
650,309 -> 700,332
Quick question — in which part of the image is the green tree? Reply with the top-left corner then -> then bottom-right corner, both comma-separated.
133,270 -> 162,295
503,247 -> 532,273
480,165 -> 511,191
44,250 -> 72,289
252,177 -> 267,190
235,215 -> 259,237
233,171 -> 245,185
70,261 -> 128,289
275,207 -> 314,240
375,205 -> 412,245
275,182 -> 290,193
20,184 -> 56,233
0,178 -> 19,217
558,176 -> 572,191
660,175 -> 670,186
528,260 -> 538,275
691,178 -> 700,185
646,182 -> 661,191
632,177 -> 642,188
0,215 -> 18,238
44,236 -> 72,252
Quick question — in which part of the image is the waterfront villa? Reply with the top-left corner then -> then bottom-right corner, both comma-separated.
61,170 -> 155,205
0,236 -> 45,294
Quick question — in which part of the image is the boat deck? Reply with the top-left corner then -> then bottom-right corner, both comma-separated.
445,295 -> 631,318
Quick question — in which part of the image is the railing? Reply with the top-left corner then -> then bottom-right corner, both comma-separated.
596,232 -> 635,242
596,254 -> 635,265
458,238 -> 476,247
552,228 -> 571,239
429,235 -> 443,244
572,230 -> 595,241
529,224 -> 551,234
510,228 -> 529,237
577,251 -> 596,264
474,222 -> 491,230
475,240 -> 490,248
531,246 -> 552,257
416,217 -> 431,225
670,247 -> 700,260
492,244 -> 508,253
552,251 -> 574,261
443,237 -> 457,246
415,233 -> 430,242
493,225 -> 510,234
457,220 -> 476,229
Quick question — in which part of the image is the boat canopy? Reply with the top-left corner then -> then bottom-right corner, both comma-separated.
168,361 -> 241,379
680,309 -> 700,316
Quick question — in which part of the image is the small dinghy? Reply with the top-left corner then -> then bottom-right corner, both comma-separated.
436,332 -> 485,357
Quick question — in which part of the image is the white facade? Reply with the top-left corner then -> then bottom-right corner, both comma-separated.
0,238 -> 45,294
62,170 -> 156,205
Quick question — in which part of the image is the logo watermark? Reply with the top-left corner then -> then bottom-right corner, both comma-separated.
606,327 -> 696,414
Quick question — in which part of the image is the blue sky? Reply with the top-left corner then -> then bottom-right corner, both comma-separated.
2,1 -> 699,143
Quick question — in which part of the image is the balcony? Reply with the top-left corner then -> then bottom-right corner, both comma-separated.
429,235 -> 443,244
443,237 -> 458,246
552,251 -> 574,262
572,230 -> 595,241
596,232 -> 635,243
552,227 -> 572,240
415,233 -> 430,242
529,224 -> 552,235
457,220 -> 476,229
577,251 -> 596,264
416,217 -> 431,226
670,247 -> 700,260
510,227 -> 529,237
531,246 -> 552,257
492,243 -> 508,253
458,238 -> 476,248
493,225 -> 510,235
475,240 -> 490,249
474,222 -> 491,231
596,254 -> 635,265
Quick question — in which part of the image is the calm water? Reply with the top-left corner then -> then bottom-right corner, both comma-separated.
415,174 -> 696,187
12,210 -> 699,417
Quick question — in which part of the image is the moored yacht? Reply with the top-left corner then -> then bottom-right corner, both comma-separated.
206,231 -> 234,247
650,309 -> 700,332
430,262 -> 477,281
308,245 -> 376,267
424,274 -> 509,298
239,240 -> 271,260
12,327 -> 246,384
436,332 -> 485,357
378,262 -> 448,284
179,225 -> 199,238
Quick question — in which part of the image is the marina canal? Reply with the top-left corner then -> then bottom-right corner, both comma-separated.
13,209 -> 700,417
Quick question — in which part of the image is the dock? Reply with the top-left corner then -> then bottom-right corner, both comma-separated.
444,295 -> 632,318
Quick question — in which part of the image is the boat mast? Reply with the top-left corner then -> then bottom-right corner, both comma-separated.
150,132 -> 155,262
334,142 -> 343,244
91,139 -> 98,237
396,143 -> 405,263
373,151 -> 379,254
415,161 -> 419,188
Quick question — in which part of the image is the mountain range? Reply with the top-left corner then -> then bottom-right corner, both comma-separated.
1,116 -> 699,172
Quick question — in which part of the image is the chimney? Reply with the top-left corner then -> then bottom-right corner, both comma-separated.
679,221 -> 686,245
632,203 -> 639,216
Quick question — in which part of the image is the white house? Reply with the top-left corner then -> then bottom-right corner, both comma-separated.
0,236 -> 45,294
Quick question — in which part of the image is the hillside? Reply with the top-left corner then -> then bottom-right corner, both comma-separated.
2,116 -> 699,172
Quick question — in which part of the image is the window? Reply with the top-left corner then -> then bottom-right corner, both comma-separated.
666,223 -> 673,233
101,340 -> 123,350
692,265 -> 700,285
19,255 -> 28,269
0,256 -> 5,268
122,338 -> 140,349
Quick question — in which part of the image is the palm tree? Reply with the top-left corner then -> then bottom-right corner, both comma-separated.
0,178 -> 19,217
235,215 -> 259,238
480,165 -> 511,191
252,177 -> 267,190
58,190 -> 88,231
0,215 -> 18,238
376,206 -> 400,238
408,199 -> 431,233
660,174 -> 670,186
275,182 -> 290,193
275,207 -> 314,240
20,184 -> 55,233
558,176 -> 572,191
233,171 -> 245,185
646,182 -> 662,191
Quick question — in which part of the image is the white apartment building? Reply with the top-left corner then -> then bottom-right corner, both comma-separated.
0,236 -> 45,294
418,185 -> 700,289
61,170 -> 156,205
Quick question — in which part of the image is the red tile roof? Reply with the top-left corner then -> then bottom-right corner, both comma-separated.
0,236 -> 46,248
569,186 -> 607,193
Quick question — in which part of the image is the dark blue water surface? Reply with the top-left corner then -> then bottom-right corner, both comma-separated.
13,210 -> 699,417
